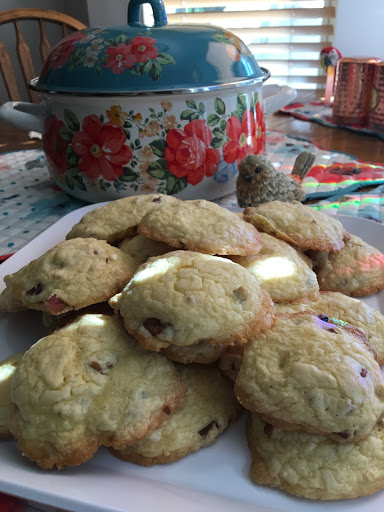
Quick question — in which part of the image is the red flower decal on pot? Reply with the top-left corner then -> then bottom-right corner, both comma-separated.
256,102 -> 266,155
104,43 -> 136,74
72,114 -> 133,181
42,31 -> 85,72
130,36 -> 159,63
222,109 -> 258,164
165,119 -> 220,185
43,115 -> 69,175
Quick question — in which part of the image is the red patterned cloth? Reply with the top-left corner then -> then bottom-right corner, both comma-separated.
280,100 -> 384,140
0,492 -> 28,511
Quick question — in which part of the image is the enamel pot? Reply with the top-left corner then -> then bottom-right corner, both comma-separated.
0,0 -> 296,202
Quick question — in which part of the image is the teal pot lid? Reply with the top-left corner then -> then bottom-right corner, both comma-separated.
34,0 -> 267,95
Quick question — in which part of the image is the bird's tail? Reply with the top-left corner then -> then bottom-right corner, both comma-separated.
291,151 -> 315,181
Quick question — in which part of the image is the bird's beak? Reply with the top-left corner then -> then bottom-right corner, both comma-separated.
242,174 -> 253,182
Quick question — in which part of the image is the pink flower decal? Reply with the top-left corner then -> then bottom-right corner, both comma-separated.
223,110 -> 258,164
165,120 -> 220,185
72,115 -> 133,181
42,32 -> 85,72
130,36 -> 159,63
104,43 -> 136,74
43,115 -> 69,175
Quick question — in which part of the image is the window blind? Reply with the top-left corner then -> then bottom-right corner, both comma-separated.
150,0 -> 337,92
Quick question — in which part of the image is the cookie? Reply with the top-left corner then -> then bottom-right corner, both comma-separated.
230,232 -> 319,303
9,314 -> 187,469
161,340 -> 228,364
218,343 -> 244,381
138,199 -> 263,255
42,302 -> 115,333
243,201 -> 349,252
273,302 -> 307,315
66,194 -> 179,243
0,352 -> 23,439
112,364 -> 242,465
235,312 -> 384,443
247,413 -> 384,500
279,292 -> 384,366
0,274 -> 25,312
311,234 -> 384,296
0,238 -> 136,315
109,250 -> 274,352
119,234 -> 173,266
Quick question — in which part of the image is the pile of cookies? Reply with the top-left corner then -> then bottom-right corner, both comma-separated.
1,195 -> 384,501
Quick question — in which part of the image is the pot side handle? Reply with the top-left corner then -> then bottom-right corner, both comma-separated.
263,84 -> 297,115
0,101 -> 45,133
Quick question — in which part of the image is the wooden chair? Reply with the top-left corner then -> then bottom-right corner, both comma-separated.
0,8 -> 87,103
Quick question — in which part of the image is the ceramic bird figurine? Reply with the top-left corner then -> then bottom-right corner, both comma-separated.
236,151 -> 315,208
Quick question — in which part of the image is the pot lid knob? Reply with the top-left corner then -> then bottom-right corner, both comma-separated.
128,0 -> 167,28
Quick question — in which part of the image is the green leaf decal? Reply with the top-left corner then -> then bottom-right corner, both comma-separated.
72,46 -> 84,62
66,145 -> 79,168
213,128 -> 225,139
115,34 -> 128,44
149,139 -> 167,158
149,61 -> 162,81
143,59 -> 153,74
100,179 -> 112,191
214,98 -> 226,115
198,102 -> 205,114
207,113 -> 220,126
212,33 -> 230,44
147,160 -> 169,180
236,94 -> 248,119
211,137 -> 225,148
250,91 -> 259,113
180,109 -> 195,121
166,175 -> 187,195
65,168 -> 86,191
186,100 -> 197,110
58,126 -> 73,143
63,109 -> 80,132
220,118 -> 227,131
156,52 -> 175,65
120,167 -> 139,182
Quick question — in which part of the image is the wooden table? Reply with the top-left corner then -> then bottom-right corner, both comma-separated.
1,104 -> 384,162
268,112 -> 384,163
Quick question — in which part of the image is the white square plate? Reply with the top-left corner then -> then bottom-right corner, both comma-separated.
0,206 -> 384,512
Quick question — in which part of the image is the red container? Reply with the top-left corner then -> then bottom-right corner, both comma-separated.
332,58 -> 380,126
368,62 -> 384,133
